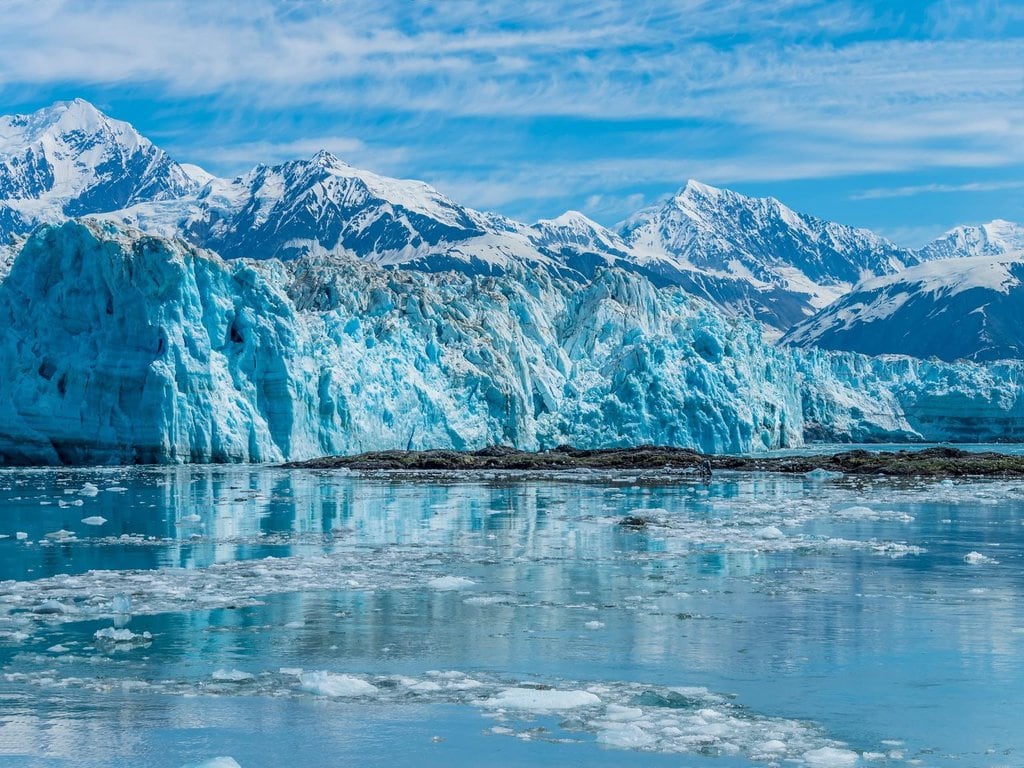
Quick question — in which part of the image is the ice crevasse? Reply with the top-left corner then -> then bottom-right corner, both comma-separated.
0,220 -> 1020,465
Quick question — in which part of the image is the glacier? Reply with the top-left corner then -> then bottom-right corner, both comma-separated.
0,220 -> 1022,465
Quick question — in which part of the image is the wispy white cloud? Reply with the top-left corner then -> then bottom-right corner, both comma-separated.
0,0 -> 1020,227
429,143 -> 1024,221
2,2 -> 1019,161
180,136 -> 412,177
852,180 -> 1024,200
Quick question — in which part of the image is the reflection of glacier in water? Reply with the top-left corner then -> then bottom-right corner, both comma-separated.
0,465 -> 1022,767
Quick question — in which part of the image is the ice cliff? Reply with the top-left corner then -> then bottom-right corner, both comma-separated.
0,221 -> 800,463
0,221 -> 1021,465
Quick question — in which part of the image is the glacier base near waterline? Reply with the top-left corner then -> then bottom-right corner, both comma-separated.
0,220 -> 1021,465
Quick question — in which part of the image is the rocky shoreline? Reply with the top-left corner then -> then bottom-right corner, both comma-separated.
283,445 -> 1024,477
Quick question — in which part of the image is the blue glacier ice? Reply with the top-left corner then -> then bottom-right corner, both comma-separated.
0,220 -> 1021,465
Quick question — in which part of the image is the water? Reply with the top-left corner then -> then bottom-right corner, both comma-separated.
1,464 -> 1022,767
742,442 -> 1024,457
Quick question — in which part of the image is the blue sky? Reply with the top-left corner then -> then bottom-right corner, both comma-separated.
1,0 -> 1021,245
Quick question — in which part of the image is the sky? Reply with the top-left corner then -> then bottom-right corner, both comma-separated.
0,0 -> 1022,246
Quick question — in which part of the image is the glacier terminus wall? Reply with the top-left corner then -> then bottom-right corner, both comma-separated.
0,221 -> 1021,465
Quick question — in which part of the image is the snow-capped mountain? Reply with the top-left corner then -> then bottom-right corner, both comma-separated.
782,252 -> 1024,362
183,150 -> 501,263
918,219 -> 1024,262
619,180 -> 920,329
3,99 -> 1018,344
105,149 -> 587,275
0,99 -> 198,241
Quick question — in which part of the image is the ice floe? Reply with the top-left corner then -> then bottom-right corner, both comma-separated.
299,671 -> 378,698
964,551 -> 999,565
427,576 -> 476,591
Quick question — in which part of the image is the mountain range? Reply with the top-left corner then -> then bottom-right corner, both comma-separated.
2,99 -> 1022,361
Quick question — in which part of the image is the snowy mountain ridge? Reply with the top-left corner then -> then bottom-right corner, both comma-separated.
2,99 -> 1022,342
0,99 -> 197,239
618,179 -> 921,327
783,250 -> 1024,362
917,219 -> 1024,262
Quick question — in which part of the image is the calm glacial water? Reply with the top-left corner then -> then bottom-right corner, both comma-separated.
0,464 -> 1022,768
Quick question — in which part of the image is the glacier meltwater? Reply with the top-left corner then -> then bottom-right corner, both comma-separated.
0,220 -> 1022,465
0,464 -> 1022,767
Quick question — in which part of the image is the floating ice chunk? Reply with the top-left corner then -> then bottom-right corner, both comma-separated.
964,551 -> 998,565
81,516 -> 107,526
111,592 -> 133,623
803,746 -> 858,767
47,644 -> 70,653
602,704 -> 644,722
838,506 -> 875,518
211,669 -> 255,682
299,671 -> 378,697
463,595 -> 507,605
406,680 -> 443,693
755,526 -> 785,540
78,483 -> 100,497
585,620 -> 605,629
34,600 -> 74,615
805,468 -> 843,481
105,486 -> 128,493
483,687 -> 601,712
597,722 -> 657,749
44,529 -> 75,540
427,576 -> 475,591
15,532 -> 27,540
180,759 -> 241,768
872,543 -> 926,558
93,627 -> 152,645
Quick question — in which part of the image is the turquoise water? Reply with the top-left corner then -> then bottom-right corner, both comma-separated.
1,465 -> 1022,767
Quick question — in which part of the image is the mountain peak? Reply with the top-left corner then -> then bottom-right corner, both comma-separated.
540,210 -> 601,229
918,218 -> 1024,262
678,178 -> 724,198
0,99 -> 198,234
1,99 -> 119,150
309,149 -> 346,168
